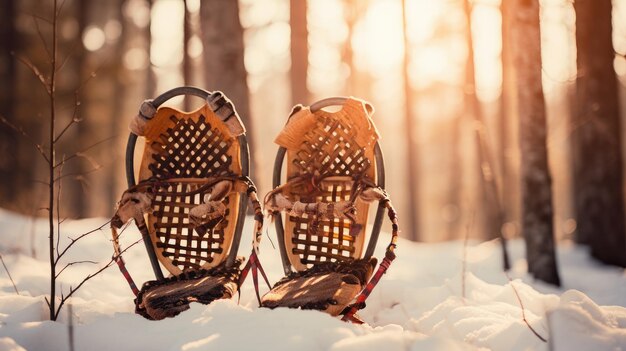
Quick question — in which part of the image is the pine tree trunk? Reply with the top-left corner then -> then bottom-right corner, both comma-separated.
572,0 -> 626,267
199,0 -> 259,183
512,0 -> 560,285
290,0 -> 309,105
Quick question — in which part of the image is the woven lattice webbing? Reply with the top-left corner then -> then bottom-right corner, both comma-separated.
274,98 -> 379,271
137,104 -> 242,275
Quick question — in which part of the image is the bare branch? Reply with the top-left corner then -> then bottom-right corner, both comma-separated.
56,40 -> 81,74
0,115 -> 51,164
0,254 -> 19,295
12,53 -> 50,94
57,0 -> 68,17
505,273 -> 547,343
55,220 -> 111,264
54,93 -> 82,143
25,12 -> 52,24
54,238 -> 142,320
33,16 -> 52,61
55,260 -> 98,278
53,165 -> 103,183
54,136 -> 115,168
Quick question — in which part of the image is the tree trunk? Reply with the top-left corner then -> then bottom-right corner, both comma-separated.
145,0 -> 156,99
512,0 -> 560,285
290,0 -> 309,105
199,0 -> 259,183
0,0 -> 18,205
499,0 -> 514,225
572,0 -> 626,267
401,0 -> 420,241
107,0 -> 128,212
66,0 -> 90,217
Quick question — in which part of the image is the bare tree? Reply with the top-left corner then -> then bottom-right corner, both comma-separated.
572,0 -> 626,267
511,0 -> 560,285
290,0 -> 309,105
401,0 -> 420,241
199,0 -> 259,184
1,0 -> 123,319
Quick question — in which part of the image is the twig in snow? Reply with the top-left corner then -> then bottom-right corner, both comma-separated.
53,237 -> 142,320
0,254 -> 19,295
505,272 -> 547,343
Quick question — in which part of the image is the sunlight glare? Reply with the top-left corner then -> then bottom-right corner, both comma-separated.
405,0 -> 444,44
352,0 -> 403,73
188,35 -> 203,59
472,5 -> 502,102
151,0 -> 184,67
540,0 -> 576,92
240,0 -> 287,29
186,0 -> 200,14
411,45 -> 454,89
82,26 -> 105,52
308,0 -> 349,97
123,0 -> 151,28
264,22 -> 291,56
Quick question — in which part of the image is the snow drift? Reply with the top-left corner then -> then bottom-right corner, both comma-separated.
0,209 -> 624,350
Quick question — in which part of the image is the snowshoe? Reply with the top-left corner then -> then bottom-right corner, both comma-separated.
110,87 -> 262,320
262,97 -> 399,322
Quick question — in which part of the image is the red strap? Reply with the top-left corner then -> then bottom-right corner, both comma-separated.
341,253 -> 395,322
341,199 -> 399,323
115,256 -> 140,296
239,250 -> 271,305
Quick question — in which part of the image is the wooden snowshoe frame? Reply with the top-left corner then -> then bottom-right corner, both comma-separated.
271,97 -> 387,275
125,87 -> 249,279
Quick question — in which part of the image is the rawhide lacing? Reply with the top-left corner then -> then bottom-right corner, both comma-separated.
111,175 -> 261,295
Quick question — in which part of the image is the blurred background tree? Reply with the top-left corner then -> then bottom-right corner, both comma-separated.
1,0 -> 626,273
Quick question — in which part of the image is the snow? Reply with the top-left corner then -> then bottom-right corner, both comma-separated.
0,208 -> 625,350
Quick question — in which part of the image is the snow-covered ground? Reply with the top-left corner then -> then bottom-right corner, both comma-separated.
0,208 -> 624,351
